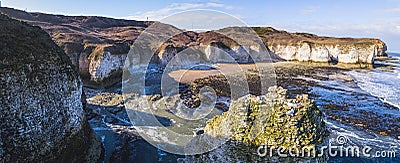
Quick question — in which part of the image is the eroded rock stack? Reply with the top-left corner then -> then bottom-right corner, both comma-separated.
0,14 -> 102,162
187,87 -> 328,162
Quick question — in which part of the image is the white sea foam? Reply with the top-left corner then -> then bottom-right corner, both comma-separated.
347,56 -> 400,109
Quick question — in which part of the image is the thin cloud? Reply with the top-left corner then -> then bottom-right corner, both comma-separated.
124,2 -> 235,21
207,2 -> 234,10
271,18 -> 400,36
382,7 -> 400,13
300,6 -> 320,15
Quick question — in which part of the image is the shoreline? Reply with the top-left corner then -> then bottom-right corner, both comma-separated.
83,60 -> 400,162
88,60 -> 400,138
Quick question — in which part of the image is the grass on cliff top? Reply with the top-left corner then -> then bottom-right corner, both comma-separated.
0,14 -> 71,67
251,27 -> 384,46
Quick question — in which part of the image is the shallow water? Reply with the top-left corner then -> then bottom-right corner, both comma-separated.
305,53 -> 400,162
347,53 -> 400,109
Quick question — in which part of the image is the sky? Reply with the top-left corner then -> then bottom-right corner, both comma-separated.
2,0 -> 400,52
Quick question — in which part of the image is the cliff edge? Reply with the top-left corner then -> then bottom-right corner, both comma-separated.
253,27 -> 387,63
0,8 -> 388,88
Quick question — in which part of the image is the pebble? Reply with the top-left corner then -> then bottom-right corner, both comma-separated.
286,108 -> 295,115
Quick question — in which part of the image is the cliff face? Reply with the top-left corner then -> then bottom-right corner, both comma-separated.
0,14 -> 102,162
149,27 -> 387,67
253,27 -> 387,64
0,8 -> 388,88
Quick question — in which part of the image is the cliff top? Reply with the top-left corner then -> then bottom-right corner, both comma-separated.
0,7 -> 150,47
0,13 -> 70,67
252,26 -> 385,46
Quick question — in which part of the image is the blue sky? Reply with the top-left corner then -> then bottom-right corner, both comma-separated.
2,0 -> 400,52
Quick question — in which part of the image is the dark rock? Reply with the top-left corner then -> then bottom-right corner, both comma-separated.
196,130 -> 205,135
0,14 -> 102,162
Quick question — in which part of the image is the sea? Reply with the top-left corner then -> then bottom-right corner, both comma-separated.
315,52 -> 400,162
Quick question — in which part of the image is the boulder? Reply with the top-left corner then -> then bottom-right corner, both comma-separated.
186,87 -> 328,162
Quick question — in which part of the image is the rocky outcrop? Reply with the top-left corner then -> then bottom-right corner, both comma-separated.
0,14 -> 102,162
205,86 -> 328,146
0,8 -> 388,88
86,45 -> 127,86
186,87 -> 328,162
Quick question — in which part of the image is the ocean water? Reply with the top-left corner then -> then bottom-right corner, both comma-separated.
304,53 -> 400,162
348,53 -> 400,109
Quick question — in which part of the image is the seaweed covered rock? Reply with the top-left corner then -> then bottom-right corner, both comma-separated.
0,14 -> 102,162
187,87 -> 328,162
